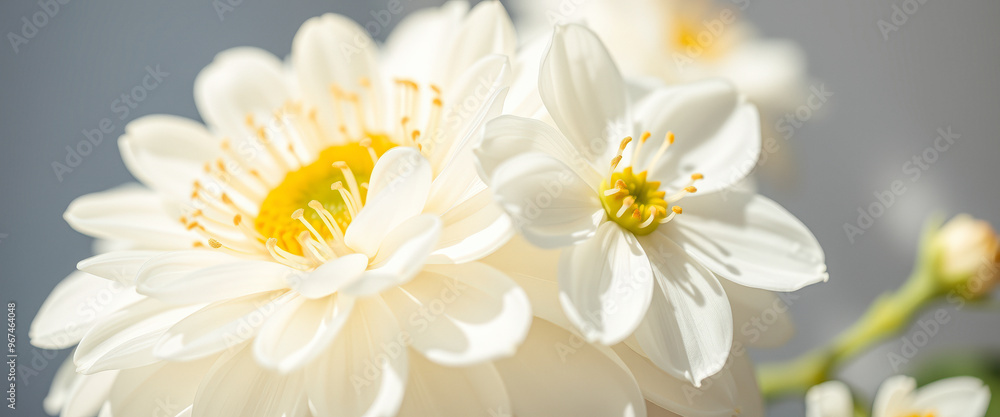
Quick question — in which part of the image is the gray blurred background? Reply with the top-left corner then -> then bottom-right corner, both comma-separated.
1,0 -> 998,416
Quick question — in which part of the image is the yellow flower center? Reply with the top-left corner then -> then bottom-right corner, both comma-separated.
599,132 -> 701,236
254,135 -> 394,255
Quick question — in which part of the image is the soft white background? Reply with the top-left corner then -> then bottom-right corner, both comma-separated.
1,0 -> 998,416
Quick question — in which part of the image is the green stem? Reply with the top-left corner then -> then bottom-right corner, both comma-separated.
758,261 -> 943,399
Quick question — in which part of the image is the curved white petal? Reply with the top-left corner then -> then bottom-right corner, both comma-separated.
635,233 -> 733,386
479,235 -> 571,329
288,253 -> 368,299
436,0 -> 516,88
77,250 -> 161,286
426,55 -> 511,212
75,298 -> 202,374
397,353 -> 510,417
193,344 -> 309,417
382,262 -> 531,366
540,24 -> 630,163
136,250 -> 290,304
61,369 -> 118,417
558,221 -> 653,345
193,47 -> 290,142
428,189 -> 513,264
724,280 -> 794,348
715,40 -> 808,112
382,1 -> 469,83
489,152 -> 604,248
346,215 -> 442,297
476,115 -> 603,187
108,357 -> 216,417
806,381 -> 854,417
346,147 -> 431,257
64,185 -> 195,249
633,79 -> 761,195
292,13 -> 381,138
30,271 -> 142,349
873,376 -> 917,417
663,190 -> 828,292
45,356 -> 119,417
494,318 -> 646,417
614,344 -> 763,417
119,115 -> 220,201
252,293 -> 354,373
307,298 -> 408,417
155,291 -> 295,361
911,377 -> 991,417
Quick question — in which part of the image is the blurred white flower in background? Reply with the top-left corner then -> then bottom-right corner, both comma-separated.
476,23 -> 827,388
807,376 -> 991,417
510,0 -> 810,114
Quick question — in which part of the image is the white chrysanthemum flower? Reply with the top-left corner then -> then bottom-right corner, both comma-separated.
23,2 -> 628,416
476,24 -> 827,385
807,376 -> 991,417
510,0 -> 809,113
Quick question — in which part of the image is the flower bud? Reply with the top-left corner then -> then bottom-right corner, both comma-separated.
931,215 -> 1000,298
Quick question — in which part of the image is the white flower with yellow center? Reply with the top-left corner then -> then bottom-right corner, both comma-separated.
476,24 -> 827,385
807,376 -> 991,417
511,0 -> 809,113
24,2 -> 604,416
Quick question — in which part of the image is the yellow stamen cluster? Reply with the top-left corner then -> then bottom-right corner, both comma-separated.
599,132 -> 701,236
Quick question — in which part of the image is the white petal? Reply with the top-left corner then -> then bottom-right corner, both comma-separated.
382,1 -> 469,83
382,262 -> 531,366
489,152 -> 604,248
77,250 -> 161,285
615,344 -> 763,417
635,233 -> 733,385
540,24 -> 630,163
61,369 -> 118,417
75,298 -> 202,373
30,271 -> 142,349
724,280 -> 794,348
136,250 -> 290,304
806,381 -> 854,417
44,356 -> 78,415
494,318 -> 646,417
559,221 -> 653,345
119,116 -> 220,201
633,79 -> 761,194
397,354 -> 510,417
911,377 -> 991,417
346,215 -> 442,297
64,185 -> 195,249
476,115 -> 604,187
436,0 -> 516,87
288,253 -> 368,299
345,147 -> 431,257
252,293 -> 354,373
428,189 -> 513,264
292,13 -> 381,138
663,191 -> 828,292
425,55 -> 511,212
193,344 -> 309,417
108,358 -> 216,417
479,235 -> 571,329
873,376 -> 916,417
193,47 -> 289,141
155,291 -> 295,361
307,298 -> 408,417
45,355 -> 119,417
